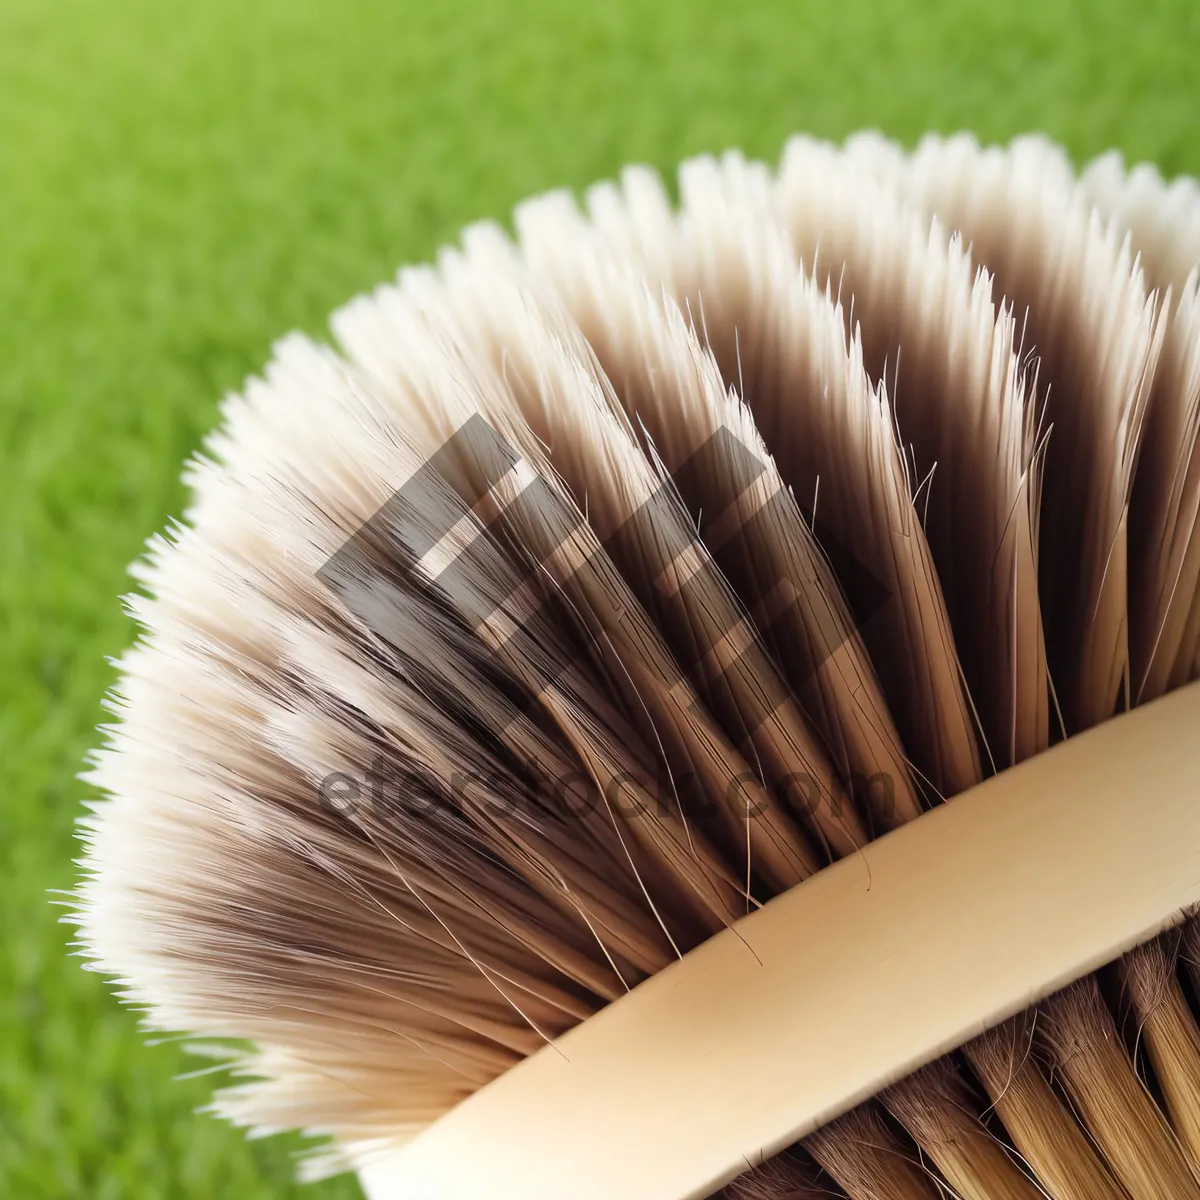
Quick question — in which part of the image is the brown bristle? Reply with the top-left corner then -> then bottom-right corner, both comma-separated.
718,1148 -> 831,1200
806,1105 -> 938,1200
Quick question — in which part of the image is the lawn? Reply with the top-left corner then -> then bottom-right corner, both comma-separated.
1,0 -> 1198,1194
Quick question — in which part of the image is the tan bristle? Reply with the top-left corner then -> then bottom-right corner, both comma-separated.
883,1059 -> 1045,1200
74,132 -> 1200,1196
1039,976 -> 1200,1198
963,1013 -> 1126,1200
1122,933 -> 1200,1177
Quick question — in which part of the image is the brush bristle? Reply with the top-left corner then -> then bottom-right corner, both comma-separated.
75,132 -> 1200,1194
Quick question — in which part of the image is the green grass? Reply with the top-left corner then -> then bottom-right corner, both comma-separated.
1,0 -> 1198,1193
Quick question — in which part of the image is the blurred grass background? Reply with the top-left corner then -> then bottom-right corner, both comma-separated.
1,0 -> 1198,1194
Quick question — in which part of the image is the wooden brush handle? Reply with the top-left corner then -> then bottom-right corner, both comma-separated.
356,680 -> 1200,1200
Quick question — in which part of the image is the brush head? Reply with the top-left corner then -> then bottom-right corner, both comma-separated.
75,132 -> 1200,1185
